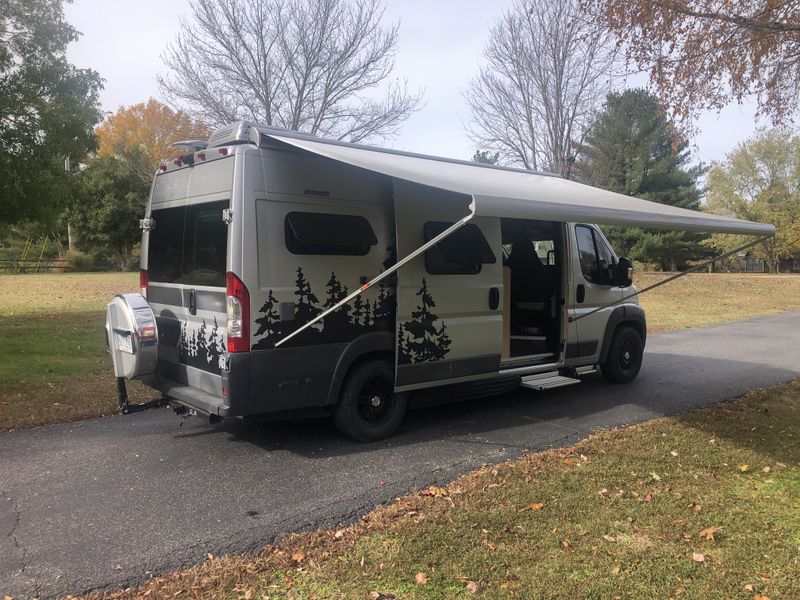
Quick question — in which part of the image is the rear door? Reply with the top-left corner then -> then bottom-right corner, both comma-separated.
393,180 -> 503,390
143,160 -> 233,396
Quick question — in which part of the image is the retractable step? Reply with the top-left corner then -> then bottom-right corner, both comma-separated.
520,372 -> 581,391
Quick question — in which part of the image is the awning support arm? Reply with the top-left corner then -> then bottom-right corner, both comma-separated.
274,198 -> 477,348
569,236 -> 768,324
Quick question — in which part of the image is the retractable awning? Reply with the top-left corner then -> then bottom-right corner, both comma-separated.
258,130 -> 775,236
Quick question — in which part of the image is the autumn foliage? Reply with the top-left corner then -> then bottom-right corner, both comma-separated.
584,1 -> 800,124
95,99 -> 209,183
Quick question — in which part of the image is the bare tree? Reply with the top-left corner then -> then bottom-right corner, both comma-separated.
465,0 -> 618,177
159,0 -> 421,142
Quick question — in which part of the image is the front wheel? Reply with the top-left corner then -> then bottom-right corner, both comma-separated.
333,359 -> 408,442
600,326 -> 643,384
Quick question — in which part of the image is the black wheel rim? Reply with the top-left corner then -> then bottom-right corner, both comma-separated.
357,376 -> 395,425
618,338 -> 636,372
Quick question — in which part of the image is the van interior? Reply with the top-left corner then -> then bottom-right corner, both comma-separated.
501,219 -> 563,362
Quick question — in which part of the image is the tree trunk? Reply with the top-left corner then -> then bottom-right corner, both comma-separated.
67,223 -> 74,252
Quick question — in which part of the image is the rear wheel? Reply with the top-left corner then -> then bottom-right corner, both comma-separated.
600,326 -> 643,384
333,359 -> 407,442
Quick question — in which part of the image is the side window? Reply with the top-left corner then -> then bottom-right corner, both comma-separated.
575,225 -> 614,285
424,221 -> 496,275
285,212 -> 377,255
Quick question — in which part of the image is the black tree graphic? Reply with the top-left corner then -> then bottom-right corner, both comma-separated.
177,321 -> 188,362
254,290 -> 280,337
208,317 -> 222,368
294,267 -> 320,327
351,293 -> 365,326
194,320 -> 208,367
398,278 -> 451,363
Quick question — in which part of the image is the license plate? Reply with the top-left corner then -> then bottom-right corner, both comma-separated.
116,332 -> 133,354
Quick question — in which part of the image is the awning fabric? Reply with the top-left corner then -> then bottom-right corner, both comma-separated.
260,131 -> 775,236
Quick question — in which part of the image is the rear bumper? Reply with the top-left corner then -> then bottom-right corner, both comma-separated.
139,375 -> 230,416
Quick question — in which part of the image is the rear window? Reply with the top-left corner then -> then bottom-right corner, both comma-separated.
148,199 -> 229,286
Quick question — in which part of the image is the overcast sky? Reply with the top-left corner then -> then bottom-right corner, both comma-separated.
64,0 -> 766,167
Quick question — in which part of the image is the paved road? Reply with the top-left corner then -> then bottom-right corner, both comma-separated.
2,312 -> 800,599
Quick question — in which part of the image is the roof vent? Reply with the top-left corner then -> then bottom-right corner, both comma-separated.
207,121 -> 259,147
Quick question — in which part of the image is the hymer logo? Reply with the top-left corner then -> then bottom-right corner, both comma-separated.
303,189 -> 330,197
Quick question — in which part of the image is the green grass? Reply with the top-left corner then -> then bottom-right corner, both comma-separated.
85,380 -> 800,600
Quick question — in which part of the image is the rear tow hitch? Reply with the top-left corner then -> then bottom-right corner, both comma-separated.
116,377 -> 167,415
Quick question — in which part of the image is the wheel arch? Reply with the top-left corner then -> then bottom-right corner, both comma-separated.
324,331 -> 394,405
598,304 -> 647,364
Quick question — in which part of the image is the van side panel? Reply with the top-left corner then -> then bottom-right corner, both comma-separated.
243,149 -> 395,414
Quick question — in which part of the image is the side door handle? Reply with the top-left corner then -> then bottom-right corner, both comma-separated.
488,286 -> 500,310
576,284 -> 585,304
188,289 -> 197,315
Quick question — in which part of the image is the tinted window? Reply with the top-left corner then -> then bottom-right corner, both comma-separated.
148,200 -> 228,286
285,212 -> 377,255
424,221 -> 496,275
181,201 -> 228,286
148,206 -> 186,284
575,225 -> 614,285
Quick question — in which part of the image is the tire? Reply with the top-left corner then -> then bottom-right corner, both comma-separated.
600,325 -> 644,384
332,359 -> 408,442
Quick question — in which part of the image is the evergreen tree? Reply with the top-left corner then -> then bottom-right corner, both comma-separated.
576,89 -> 708,270
402,279 -> 452,362
363,299 -> 372,328
196,320 -> 208,366
207,317 -> 221,367
254,290 -> 280,337
294,267 -> 320,326
351,293 -> 365,326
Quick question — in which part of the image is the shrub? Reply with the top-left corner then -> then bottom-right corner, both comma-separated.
65,250 -> 96,272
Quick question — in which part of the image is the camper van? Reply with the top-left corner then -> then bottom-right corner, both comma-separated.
105,121 -> 774,441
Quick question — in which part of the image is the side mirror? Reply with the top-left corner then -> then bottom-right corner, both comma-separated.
614,257 -> 633,287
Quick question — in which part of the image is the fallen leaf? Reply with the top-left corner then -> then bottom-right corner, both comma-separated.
466,581 -> 479,594
291,550 -> 306,563
334,529 -> 345,539
755,596 -> 771,600
369,593 -> 397,600
670,451 -> 678,457
644,493 -> 653,502
611,566 -> 621,575
598,488 -> 609,496
692,552 -> 705,562
562,539 -> 571,549
522,502 -> 545,512
415,572 -> 429,585
650,472 -> 662,481
738,464 -> 751,473
699,527 -> 719,542
207,553 -> 214,561
762,466 -> 771,473
744,584 -> 754,592
603,534 -> 617,543
709,438 -> 715,444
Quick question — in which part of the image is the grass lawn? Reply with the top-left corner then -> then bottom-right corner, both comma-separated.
636,272 -> 800,332
1,271 -> 799,431
82,380 -> 800,600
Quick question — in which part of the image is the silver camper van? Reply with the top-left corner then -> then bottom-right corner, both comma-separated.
106,121 -> 774,441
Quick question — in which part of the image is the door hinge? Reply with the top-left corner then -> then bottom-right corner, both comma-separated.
139,217 -> 155,231
222,208 -> 233,224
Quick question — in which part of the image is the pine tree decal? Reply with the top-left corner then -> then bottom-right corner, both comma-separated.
351,293 -> 365,326
188,329 -> 197,358
363,299 -> 372,328
207,317 -> 221,367
177,321 -> 188,362
399,278 -> 452,363
294,267 -> 320,327
254,290 -> 280,337
195,319 -> 208,367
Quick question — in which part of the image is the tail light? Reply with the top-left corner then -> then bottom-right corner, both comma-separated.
226,272 -> 250,353
139,269 -> 148,298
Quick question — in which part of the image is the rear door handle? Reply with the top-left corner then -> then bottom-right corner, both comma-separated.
576,284 -> 585,304
188,289 -> 197,315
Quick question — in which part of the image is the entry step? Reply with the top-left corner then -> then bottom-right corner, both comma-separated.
520,372 -> 581,391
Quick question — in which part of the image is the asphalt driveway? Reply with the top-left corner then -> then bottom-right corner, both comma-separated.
2,311 -> 799,599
